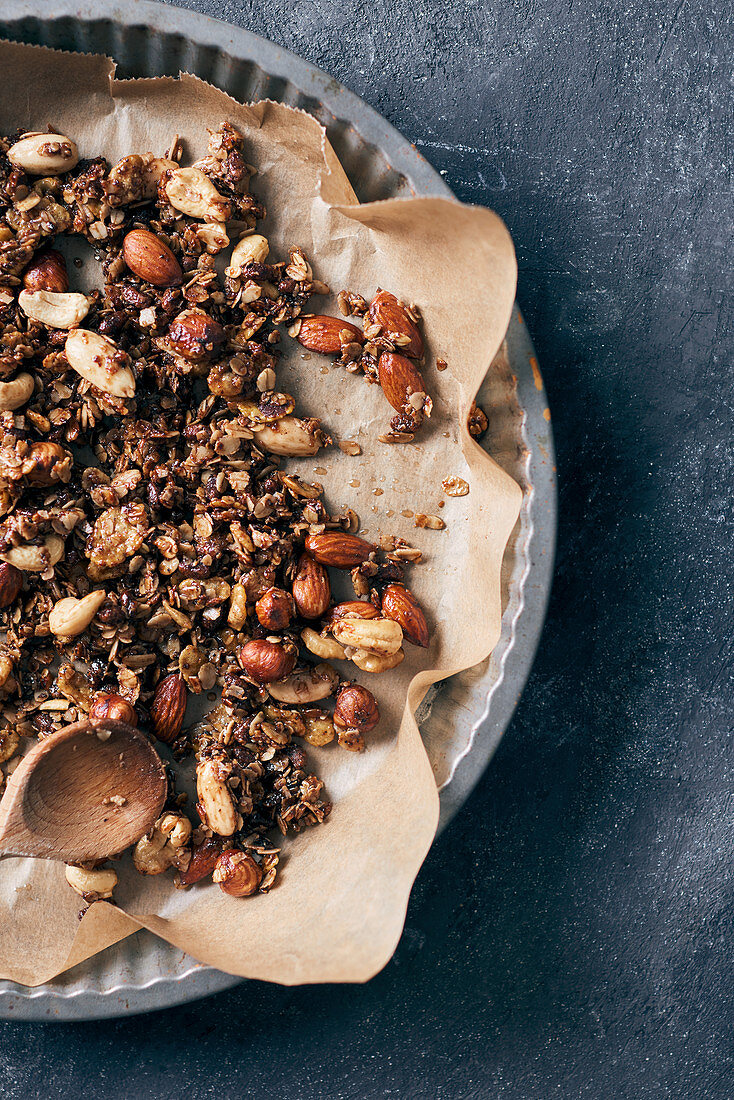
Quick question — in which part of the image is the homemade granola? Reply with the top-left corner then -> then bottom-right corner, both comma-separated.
0,122 -> 439,905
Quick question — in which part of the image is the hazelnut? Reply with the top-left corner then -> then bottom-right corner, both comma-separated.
89,692 -> 138,727
333,684 -> 380,735
212,850 -> 262,897
168,309 -> 225,360
0,562 -> 22,608
255,587 -> 294,631
22,249 -> 69,293
238,639 -> 297,685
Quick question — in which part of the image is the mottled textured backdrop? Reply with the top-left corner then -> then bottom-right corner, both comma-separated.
1,1 -> 731,1097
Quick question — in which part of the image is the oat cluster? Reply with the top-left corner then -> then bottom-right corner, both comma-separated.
0,122 -> 438,904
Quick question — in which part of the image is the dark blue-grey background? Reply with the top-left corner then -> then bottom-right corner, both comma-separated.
1,1 -> 731,1097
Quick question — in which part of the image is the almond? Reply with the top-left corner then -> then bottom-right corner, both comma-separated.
122,228 -> 183,288
168,309 -> 225,360
378,352 -> 426,414
381,583 -> 430,647
296,315 -> 364,354
22,249 -> 68,293
368,289 -> 423,358
0,562 -> 22,608
238,639 -> 297,684
304,532 -> 375,569
177,835 -> 224,887
322,600 -> 380,628
292,553 -> 331,619
151,674 -> 187,744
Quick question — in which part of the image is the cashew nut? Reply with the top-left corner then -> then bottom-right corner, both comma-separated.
267,662 -> 339,704
164,167 -> 231,221
19,289 -> 89,329
301,627 -> 346,661
253,416 -> 324,457
49,590 -> 106,637
331,617 -> 403,656
0,373 -> 34,411
349,648 -> 405,674
65,864 -> 117,900
0,534 -> 64,572
228,233 -> 269,275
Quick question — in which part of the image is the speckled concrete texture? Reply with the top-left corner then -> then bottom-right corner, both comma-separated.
0,1 -> 731,1096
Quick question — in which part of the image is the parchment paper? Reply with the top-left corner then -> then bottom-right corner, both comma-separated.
0,41 -> 521,986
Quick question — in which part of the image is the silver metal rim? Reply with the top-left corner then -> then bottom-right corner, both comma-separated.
0,0 -> 556,1019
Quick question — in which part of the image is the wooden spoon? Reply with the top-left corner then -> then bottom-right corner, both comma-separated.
0,718 -> 167,863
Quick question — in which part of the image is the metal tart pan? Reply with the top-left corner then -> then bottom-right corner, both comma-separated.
0,0 -> 556,1020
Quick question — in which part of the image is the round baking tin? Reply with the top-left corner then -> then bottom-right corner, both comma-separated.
0,0 -> 556,1020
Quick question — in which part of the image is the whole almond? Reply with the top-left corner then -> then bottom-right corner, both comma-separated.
322,600 -> 380,628
168,309 -> 225,360
378,352 -> 426,414
177,835 -> 224,887
292,553 -> 331,619
381,583 -> 430,647
304,532 -> 375,570
22,249 -> 68,293
151,674 -> 187,743
369,289 -> 423,358
122,229 -> 183,288
0,562 -> 22,608
296,315 -> 364,354
238,639 -> 297,684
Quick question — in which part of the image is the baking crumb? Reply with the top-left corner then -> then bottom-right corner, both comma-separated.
102,794 -> 127,807
442,476 -> 470,497
436,358 -> 448,371
415,513 -> 446,530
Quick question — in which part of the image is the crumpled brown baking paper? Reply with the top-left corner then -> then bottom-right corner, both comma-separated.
0,40 -> 521,986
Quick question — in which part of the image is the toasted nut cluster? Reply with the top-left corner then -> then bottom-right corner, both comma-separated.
296,286 -> 436,437
0,119 -> 434,902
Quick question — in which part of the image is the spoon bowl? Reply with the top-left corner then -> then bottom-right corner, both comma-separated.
0,719 -> 167,863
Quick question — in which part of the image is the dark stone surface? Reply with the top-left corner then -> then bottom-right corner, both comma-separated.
1,1 -> 731,1096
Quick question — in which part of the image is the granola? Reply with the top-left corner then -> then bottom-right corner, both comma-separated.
0,121 -> 437,905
